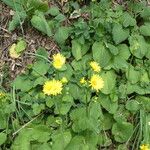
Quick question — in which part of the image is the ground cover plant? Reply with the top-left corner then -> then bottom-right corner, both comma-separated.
0,0 -> 150,149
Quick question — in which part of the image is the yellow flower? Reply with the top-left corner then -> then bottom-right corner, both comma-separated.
52,53 -> 66,69
90,61 -> 101,72
80,77 -> 86,84
140,144 -> 150,150
43,79 -> 63,96
89,74 -> 104,91
0,92 -> 5,97
61,77 -> 68,83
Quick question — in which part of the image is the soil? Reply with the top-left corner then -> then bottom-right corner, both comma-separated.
0,2 -> 60,88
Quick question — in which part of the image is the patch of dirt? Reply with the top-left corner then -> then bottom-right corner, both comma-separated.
0,2 -> 60,87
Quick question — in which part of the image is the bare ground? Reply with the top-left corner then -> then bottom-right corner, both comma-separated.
0,2 -> 60,89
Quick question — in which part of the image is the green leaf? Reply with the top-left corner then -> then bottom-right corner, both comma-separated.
0,113 -> 7,129
89,101 -> 103,120
56,64 -> 67,72
47,6 -> 60,16
117,144 -> 128,150
84,132 -> 98,149
27,0 -> 49,12
30,125 -> 51,143
140,23 -> 150,36
126,82 -> 150,95
92,42 -> 111,67
58,102 -> 72,115
54,14 -> 66,22
98,133 -> 112,147
71,60 -> 83,71
66,136 -> 87,150
52,130 -> 72,150
58,64 -> 73,79
62,95 -> 73,102
140,71 -> 150,83
117,44 -> 131,60
12,125 -> 51,150
81,54 -> 92,69
107,43 -> 119,55
100,113 -> 114,130
31,13 -> 52,37
71,54 -> 92,71
2,0 -> 25,11
112,24 -> 129,44
54,27 -> 70,44
73,37 -> 89,54
141,112 -> 150,144
122,12 -> 136,27
8,11 -> 27,31
125,100 -> 140,112
68,83 -> 84,100
113,55 -> 128,70
112,122 -> 133,143
141,7 -> 150,19
16,40 -> 27,54
32,143 -> 51,150
46,116 -> 62,127
13,75 -> 33,92
81,43 -> 90,56
101,70 -> 116,94
111,44 -> 130,70
0,132 -> 7,145
99,94 -> 118,114
35,47 -> 49,62
126,65 -> 141,84
32,103 -> 45,115
129,35 -> 147,59
70,107 -> 87,132
33,77 -> 46,87
46,97 -> 54,108
32,61 -> 50,76
70,106 -> 100,133
136,96 -> 150,112
71,40 -> 82,61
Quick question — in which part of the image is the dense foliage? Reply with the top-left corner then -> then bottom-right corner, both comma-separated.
1,0 -> 150,149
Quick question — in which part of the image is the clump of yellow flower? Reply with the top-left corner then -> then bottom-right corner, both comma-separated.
90,61 -> 101,72
140,144 -> 150,150
61,77 -> 68,83
52,53 -> 66,69
43,79 -> 63,96
80,77 -> 86,84
89,74 -> 104,91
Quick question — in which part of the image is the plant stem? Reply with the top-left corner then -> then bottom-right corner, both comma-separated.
85,90 -> 89,118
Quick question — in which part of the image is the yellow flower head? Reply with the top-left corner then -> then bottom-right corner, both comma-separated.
0,92 -> 5,97
43,79 -> 63,96
80,77 -> 86,84
90,61 -> 101,72
61,77 -> 68,83
89,74 -> 104,91
52,53 -> 66,69
140,144 -> 150,150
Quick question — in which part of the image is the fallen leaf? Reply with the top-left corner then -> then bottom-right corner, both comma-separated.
9,43 -> 20,58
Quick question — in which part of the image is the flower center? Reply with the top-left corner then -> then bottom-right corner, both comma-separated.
92,80 -> 97,86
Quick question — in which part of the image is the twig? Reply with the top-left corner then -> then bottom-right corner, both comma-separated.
12,113 -> 41,137
0,27 -> 11,34
25,52 -> 51,63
